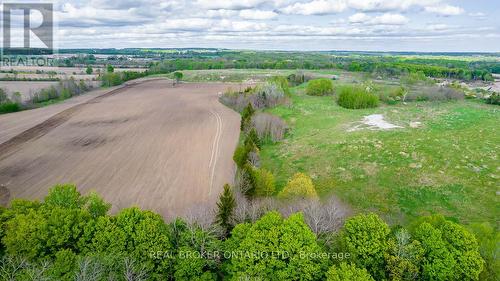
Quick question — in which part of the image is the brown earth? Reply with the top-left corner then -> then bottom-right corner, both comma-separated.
0,79 -> 241,218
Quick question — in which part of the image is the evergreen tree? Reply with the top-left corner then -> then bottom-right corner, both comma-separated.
240,103 -> 255,131
216,184 -> 236,237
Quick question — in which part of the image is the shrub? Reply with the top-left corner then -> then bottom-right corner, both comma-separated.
306,78 -> 334,96
337,86 -> 379,109
405,86 -> 464,102
279,173 -> 318,200
485,92 -> 500,105
287,71 -> 313,86
251,113 -> 288,143
326,263 -> 375,281
0,102 -> 20,113
252,168 -> 275,196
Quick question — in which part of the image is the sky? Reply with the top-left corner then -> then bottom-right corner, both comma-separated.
2,0 -> 500,52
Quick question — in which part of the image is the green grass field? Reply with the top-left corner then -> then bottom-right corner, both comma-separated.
260,86 -> 499,225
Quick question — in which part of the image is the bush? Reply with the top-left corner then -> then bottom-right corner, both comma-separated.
251,113 -> 288,143
0,102 -> 20,113
279,173 -> 318,200
306,78 -> 334,96
485,92 -> 500,105
405,86 -> 464,102
326,263 -> 375,281
252,168 -> 275,196
337,86 -> 379,109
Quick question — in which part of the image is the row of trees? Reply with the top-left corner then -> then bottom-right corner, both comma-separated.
147,52 -> 496,81
0,184 -> 490,280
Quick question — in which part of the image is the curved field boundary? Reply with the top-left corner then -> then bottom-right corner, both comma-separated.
0,78 -> 167,161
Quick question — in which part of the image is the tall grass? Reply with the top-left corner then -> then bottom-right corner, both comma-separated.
337,85 -> 379,109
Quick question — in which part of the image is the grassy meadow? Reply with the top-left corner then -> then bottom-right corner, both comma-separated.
260,84 -> 499,225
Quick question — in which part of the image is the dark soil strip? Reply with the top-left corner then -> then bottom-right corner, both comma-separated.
0,78 -> 165,161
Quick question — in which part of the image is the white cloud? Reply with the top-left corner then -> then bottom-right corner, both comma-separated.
281,0 -> 347,15
347,0 -> 443,12
239,9 -> 278,20
349,13 -> 409,25
425,4 -> 464,16
196,0 -> 269,10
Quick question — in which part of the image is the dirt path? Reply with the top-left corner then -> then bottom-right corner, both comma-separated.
0,79 -> 241,218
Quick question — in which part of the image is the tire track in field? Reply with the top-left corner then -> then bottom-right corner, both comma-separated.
208,106 -> 223,196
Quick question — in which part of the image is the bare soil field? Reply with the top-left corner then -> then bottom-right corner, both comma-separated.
0,79 -> 240,218
0,81 -> 60,100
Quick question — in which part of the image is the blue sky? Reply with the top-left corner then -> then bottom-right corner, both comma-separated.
4,0 -> 500,52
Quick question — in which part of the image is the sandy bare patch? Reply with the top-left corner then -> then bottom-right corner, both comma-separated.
348,114 -> 403,132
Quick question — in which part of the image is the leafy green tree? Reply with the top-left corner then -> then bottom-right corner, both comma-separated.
253,168 -> 275,196
342,213 -> 390,280
306,78 -> 334,96
170,219 -> 221,280
85,65 -> 93,75
80,207 -> 173,278
216,184 -> 236,237
326,262 -> 375,281
106,64 -> 114,73
2,185 -> 94,260
469,222 -> 499,281
412,216 -> 484,281
279,173 -> 318,200
173,71 -> 184,85
224,211 -> 328,280
385,229 -> 424,281
49,249 -> 78,280
412,222 -> 455,280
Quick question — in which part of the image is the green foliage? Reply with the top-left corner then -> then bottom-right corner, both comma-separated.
269,76 -> 291,96
170,219 -> 221,280
306,78 -> 334,96
216,184 -> 236,236
245,128 -> 261,149
240,103 -> 255,131
253,168 -> 276,196
337,85 -> 379,109
279,173 -> 318,200
106,64 -> 114,73
174,71 -> 184,84
412,215 -> 484,281
385,229 -> 424,281
0,88 -> 20,114
342,213 -> 390,279
326,262 -> 375,281
85,65 -> 93,74
80,207 -> 173,278
485,92 -> 500,105
469,222 -> 499,281
0,102 -> 20,114
224,212 -> 328,280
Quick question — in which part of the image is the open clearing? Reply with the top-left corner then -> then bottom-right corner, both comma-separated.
0,79 -> 240,218
260,87 -> 500,225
